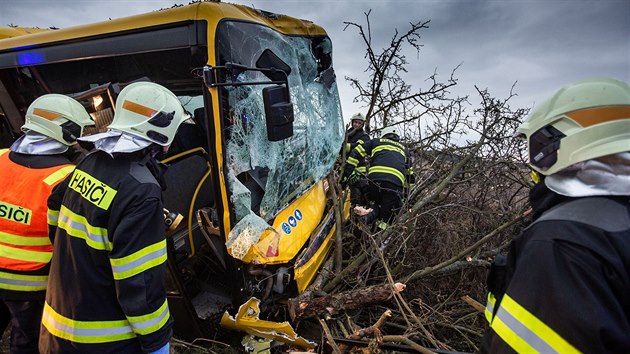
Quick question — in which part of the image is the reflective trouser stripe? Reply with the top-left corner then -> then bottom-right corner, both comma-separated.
368,166 -> 405,185
48,209 -> 59,227
357,166 -> 367,173
0,271 -> 47,291
57,206 -> 112,251
0,231 -> 51,246
491,294 -> 580,353
42,302 -> 136,343
372,144 -> 405,157
110,240 -> 167,280
347,156 -> 359,167
127,299 -> 170,335
43,166 -> 74,186
485,292 -> 496,323
0,149 -> 7,157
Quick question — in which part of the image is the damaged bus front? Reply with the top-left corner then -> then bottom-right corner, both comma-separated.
0,2 -> 344,348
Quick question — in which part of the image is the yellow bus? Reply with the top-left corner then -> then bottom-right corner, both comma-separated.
0,2 -> 344,348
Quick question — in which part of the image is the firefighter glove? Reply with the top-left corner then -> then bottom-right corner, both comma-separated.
346,170 -> 361,185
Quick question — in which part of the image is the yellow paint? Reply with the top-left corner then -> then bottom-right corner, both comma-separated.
294,221 -> 336,293
220,297 -> 315,349
237,181 -> 326,265
0,3 -> 326,50
0,27 -> 49,40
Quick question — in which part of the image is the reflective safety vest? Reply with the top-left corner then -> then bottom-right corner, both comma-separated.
0,149 -> 74,276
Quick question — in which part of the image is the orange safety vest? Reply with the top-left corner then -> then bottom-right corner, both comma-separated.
0,149 -> 74,272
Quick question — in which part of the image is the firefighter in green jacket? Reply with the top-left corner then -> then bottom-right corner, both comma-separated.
40,82 -> 188,354
482,77 -> 630,353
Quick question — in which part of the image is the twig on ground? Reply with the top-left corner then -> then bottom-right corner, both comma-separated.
461,295 -> 485,314
382,335 -> 437,354
319,318 -> 342,354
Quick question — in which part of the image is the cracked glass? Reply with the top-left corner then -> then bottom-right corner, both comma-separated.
217,21 -> 343,257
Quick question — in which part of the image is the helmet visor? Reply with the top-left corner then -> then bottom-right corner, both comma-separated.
528,125 -> 565,170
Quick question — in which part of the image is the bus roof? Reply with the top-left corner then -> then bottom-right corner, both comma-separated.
0,26 -> 50,40
0,2 -> 327,51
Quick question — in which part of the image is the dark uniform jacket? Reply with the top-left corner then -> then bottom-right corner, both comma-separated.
0,150 -> 73,301
346,137 -> 414,188
346,128 -> 370,151
345,128 -> 370,173
482,183 -> 630,353
41,150 -> 173,354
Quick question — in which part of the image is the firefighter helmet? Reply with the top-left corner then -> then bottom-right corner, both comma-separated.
22,94 -> 93,146
516,77 -> 630,175
380,126 -> 399,139
108,82 -> 186,146
351,112 -> 366,122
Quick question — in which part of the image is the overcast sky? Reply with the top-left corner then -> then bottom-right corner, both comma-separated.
2,0 -> 629,121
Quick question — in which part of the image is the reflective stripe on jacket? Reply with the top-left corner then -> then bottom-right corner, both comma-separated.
345,128 -> 370,173
0,149 -> 73,278
346,137 -> 413,187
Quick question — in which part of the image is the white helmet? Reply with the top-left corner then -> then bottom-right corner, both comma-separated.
108,82 -> 186,146
22,94 -> 93,145
380,126 -> 399,139
516,77 -> 630,175
351,112 -> 366,122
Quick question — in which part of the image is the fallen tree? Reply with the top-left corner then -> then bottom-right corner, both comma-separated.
288,283 -> 406,322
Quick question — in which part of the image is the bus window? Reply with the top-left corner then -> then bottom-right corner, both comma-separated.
217,21 -> 343,256
0,46 -> 208,149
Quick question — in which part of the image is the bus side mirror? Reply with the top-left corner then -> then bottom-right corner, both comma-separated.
263,85 -> 294,141
256,49 -> 292,82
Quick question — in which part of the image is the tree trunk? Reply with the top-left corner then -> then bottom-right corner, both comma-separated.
288,283 -> 405,322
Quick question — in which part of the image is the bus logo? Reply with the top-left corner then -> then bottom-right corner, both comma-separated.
295,209 -> 302,221
281,222 -> 291,234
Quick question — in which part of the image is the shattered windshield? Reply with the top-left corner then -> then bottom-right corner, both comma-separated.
217,21 -> 343,227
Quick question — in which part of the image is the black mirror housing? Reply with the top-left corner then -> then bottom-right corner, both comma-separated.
256,49 -> 292,82
263,85 -> 294,141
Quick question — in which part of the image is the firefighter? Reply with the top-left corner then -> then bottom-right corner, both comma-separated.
0,94 -> 93,354
482,77 -> 630,353
344,126 -> 414,230
40,82 -> 188,354
343,113 -> 371,206
344,112 -> 370,154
